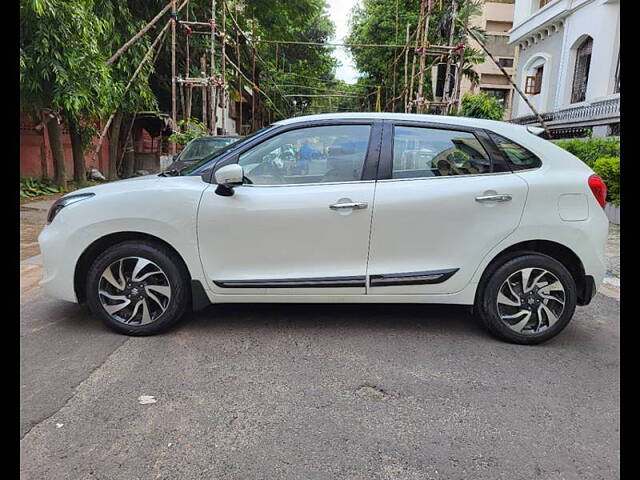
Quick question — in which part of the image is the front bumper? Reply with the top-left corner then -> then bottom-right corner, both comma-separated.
38,222 -> 81,303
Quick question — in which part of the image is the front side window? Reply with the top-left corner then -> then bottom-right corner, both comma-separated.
392,127 -> 491,179
179,137 -> 238,162
238,125 -> 371,185
489,133 -> 542,170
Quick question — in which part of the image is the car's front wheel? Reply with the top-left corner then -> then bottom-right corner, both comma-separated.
86,241 -> 190,336
477,253 -> 577,345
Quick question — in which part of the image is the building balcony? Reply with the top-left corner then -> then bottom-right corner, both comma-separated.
510,95 -> 619,129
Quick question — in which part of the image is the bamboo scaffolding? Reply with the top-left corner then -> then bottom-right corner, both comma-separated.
106,1 -> 173,66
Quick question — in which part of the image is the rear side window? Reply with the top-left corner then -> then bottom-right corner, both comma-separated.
392,126 -> 491,179
489,133 -> 542,170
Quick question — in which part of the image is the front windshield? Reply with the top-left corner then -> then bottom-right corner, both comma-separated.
178,137 -> 238,162
179,126 -> 275,176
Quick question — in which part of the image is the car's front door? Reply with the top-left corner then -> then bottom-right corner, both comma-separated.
367,121 -> 529,295
197,122 -> 381,295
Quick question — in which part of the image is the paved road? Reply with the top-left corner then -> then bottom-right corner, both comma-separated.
21,286 -> 620,479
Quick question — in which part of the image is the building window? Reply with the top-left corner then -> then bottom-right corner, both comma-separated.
614,51 -> 620,93
481,88 -> 510,108
539,0 -> 552,8
570,37 -> 593,103
525,66 -> 543,95
498,58 -> 514,68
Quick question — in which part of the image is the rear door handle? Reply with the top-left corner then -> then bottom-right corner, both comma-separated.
475,194 -> 512,203
329,202 -> 368,210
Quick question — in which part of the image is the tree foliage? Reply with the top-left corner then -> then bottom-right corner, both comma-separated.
20,0 -> 112,118
459,92 -> 504,120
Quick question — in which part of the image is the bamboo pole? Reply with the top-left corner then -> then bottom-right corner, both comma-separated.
210,0 -> 217,134
442,0 -> 458,112
106,1 -> 173,66
417,0 -> 432,113
201,55 -> 208,130
235,2 -> 242,135
392,0 -> 399,112
186,0 -> 190,79
452,0 -> 469,113
463,25 -> 550,135
92,20 -> 171,165
221,3 -> 226,134
408,1 -> 426,112
180,81 -> 186,121
252,16 -> 257,132
404,23 -> 410,112
171,0 -> 177,154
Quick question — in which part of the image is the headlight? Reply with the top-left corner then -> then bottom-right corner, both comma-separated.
47,193 -> 95,224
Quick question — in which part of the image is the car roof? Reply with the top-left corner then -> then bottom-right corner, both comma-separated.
273,112 -> 529,137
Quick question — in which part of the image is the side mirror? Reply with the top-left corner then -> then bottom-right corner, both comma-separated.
214,164 -> 244,196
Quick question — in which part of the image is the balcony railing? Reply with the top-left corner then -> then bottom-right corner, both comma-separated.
510,96 -> 620,127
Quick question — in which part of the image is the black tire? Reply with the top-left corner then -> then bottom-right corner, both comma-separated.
476,253 -> 577,345
86,241 -> 190,336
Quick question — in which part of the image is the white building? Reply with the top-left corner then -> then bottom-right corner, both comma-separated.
509,0 -> 619,137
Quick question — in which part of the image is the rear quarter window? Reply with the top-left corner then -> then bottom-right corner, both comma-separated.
489,132 -> 542,171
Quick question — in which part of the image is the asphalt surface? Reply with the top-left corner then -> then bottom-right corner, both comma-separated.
20,287 -> 620,479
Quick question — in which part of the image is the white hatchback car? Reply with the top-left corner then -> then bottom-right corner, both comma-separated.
38,113 -> 609,344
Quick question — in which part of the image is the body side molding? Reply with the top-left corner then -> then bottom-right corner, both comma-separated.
369,268 -> 459,287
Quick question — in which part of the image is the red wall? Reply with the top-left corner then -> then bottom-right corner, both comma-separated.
20,114 -> 110,180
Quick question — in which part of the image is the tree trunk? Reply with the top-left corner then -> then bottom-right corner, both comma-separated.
108,110 -> 124,180
120,113 -> 136,178
68,117 -> 86,184
47,118 -> 67,189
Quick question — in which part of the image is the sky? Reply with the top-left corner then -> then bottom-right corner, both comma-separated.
325,0 -> 360,84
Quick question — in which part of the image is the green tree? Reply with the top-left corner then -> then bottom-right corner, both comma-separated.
20,0 -> 113,187
459,92 -> 504,120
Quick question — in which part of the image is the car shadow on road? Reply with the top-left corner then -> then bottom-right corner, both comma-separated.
175,302 -> 493,340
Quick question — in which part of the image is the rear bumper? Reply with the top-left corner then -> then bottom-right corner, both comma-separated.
577,275 -> 597,306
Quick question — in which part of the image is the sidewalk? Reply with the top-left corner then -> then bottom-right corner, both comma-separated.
20,195 -> 59,295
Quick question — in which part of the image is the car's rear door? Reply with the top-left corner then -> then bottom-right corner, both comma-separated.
197,120 -> 382,296
366,120 -> 529,295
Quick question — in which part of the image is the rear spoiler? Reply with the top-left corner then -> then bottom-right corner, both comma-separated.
527,126 -> 545,136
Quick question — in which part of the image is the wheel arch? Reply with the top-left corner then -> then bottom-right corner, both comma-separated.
74,231 -> 193,304
474,239 -> 590,309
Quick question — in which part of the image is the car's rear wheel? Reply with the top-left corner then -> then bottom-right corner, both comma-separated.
86,241 -> 190,336
477,253 -> 577,345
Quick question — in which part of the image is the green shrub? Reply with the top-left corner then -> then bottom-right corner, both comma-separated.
555,138 -> 620,167
20,178 -> 65,198
459,92 -> 504,121
592,156 -> 620,205
168,118 -> 208,145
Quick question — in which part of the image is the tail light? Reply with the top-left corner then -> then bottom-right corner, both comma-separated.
588,174 -> 607,209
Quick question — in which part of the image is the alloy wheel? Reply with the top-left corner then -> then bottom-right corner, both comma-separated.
98,256 -> 171,325
496,267 -> 566,334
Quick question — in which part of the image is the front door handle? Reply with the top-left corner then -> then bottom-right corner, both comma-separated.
329,202 -> 368,210
475,194 -> 512,203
